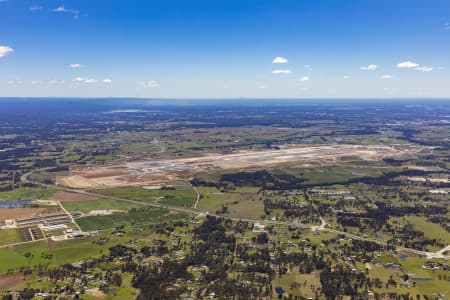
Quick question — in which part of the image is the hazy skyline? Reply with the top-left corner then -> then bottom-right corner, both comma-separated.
1,0 -> 450,98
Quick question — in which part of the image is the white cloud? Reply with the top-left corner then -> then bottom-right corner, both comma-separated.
7,80 -> 23,85
51,6 -> 80,15
69,63 -> 81,68
272,56 -> 288,64
437,66 -> 445,70
29,6 -> 43,11
0,46 -> 13,58
299,76 -> 310,81
397,61 -> 420,69
360,64 -> 378,71
147,80 -> 159,87
258,85 -> 266,89
343,75 -> 350,79
299,87 -> 309,91
381,75 -> 393,79
103,79 -> 112,84
272,69 -> 292,74
304,64 -> 312,69
397,61 -> 433,72
415,66 -> 433,72
73,77 -> 97,84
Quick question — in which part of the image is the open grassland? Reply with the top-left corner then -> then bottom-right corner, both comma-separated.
279,164 -> 394,185
404,216 -> 450,245
0,229 -> 23,246
93,187 -> 197,207
0,187 -> 56,202
197,186 -> 264,219
61,199 -> 144,213
76,209 -> 188,231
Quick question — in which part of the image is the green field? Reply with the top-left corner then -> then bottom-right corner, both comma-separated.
0,187 -> 56,202
76,209 -> 188,231
93,187 -> 197,207
0,231 -> 141,273
197,186 -> 264,219
0,228 -> 23,246
405,216 -> 450,245
280,164 -> 391,185
61,198 -> 143,213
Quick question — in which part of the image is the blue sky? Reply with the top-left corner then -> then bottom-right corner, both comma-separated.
0,0 -> 449,98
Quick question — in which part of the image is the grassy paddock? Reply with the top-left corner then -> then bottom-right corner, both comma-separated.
93,187 -> 196,207
197,186 -> 264,219
76,209 -> 188,231
0,229 -> 23,246
0,187 -> 56,202
61,199 -> 143,213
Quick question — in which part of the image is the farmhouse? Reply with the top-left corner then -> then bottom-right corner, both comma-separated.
252,223 -> 266,232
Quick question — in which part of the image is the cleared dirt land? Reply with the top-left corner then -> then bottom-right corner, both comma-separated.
0,208 -> 47,222
0,276 -> 25,291
57,144 -> 422,189
48,190 -> 101,202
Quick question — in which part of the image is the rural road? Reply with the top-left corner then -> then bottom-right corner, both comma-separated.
16,170 -> 450,260
192,185 -> 201,209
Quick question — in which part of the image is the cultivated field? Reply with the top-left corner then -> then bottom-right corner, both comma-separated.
58,144 -> 422,189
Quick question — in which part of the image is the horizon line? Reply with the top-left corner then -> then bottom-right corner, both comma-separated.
1,97 -> 450,101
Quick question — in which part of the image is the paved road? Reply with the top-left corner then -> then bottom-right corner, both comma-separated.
16,170 -> 450,260
58,201 -> 82,231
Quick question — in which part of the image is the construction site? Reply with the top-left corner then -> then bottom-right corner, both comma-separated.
57,144 -> 423,189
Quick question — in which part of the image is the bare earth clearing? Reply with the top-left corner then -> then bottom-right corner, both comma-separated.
57,144 -> 422,189
0,276 -> 25,291
48,190 -> 101,202
0,208 -> 46,222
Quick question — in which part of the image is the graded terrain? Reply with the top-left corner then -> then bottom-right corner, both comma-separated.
57,144 -> 422,189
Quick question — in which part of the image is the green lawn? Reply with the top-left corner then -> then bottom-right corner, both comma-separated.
76,209 -> 188,231
93,187 -> 197,207
61,199 -> 143,213
0,187 -> 56,202
0,228 -> 23,246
